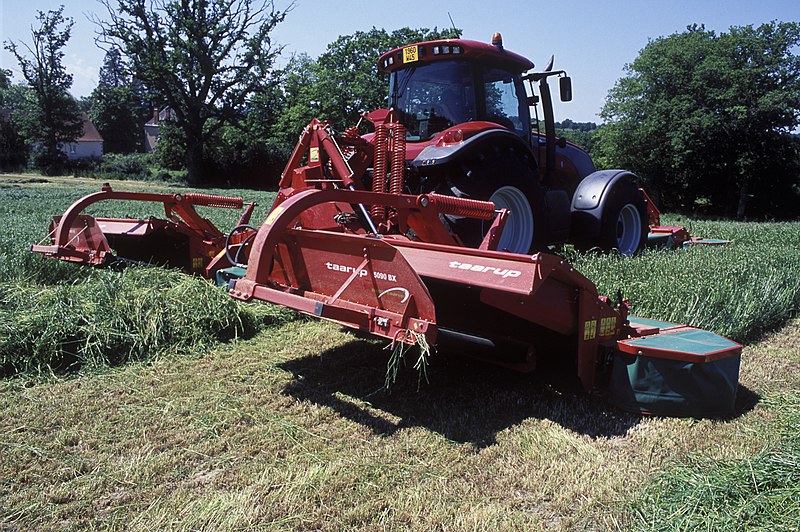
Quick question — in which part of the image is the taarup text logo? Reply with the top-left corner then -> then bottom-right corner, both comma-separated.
448,261 -> 522,279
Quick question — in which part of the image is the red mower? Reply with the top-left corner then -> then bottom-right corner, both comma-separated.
32,34 -> 739,417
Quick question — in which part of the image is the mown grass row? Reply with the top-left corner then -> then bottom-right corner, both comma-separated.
629,393 -> 800,530
0,267 -> 294,376
0,177 -> 287,377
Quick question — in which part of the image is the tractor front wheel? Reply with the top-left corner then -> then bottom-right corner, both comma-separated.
436,147 -> 541,254
488,185 -> 534,254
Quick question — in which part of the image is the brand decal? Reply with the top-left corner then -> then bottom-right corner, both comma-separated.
325,261 -> 397,282
448,261 -> 522,279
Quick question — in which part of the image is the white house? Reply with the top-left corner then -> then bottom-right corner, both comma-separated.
61,113 -> 104,160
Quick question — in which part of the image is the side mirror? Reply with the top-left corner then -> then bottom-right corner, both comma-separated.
559,76 -> 572,102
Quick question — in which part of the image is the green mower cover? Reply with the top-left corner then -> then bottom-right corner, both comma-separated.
215,266 -> 247,287
609,353 -> 740,417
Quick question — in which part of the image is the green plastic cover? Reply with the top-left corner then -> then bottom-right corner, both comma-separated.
620,328 -> 741,360
609,353 -> 740,417
215,266 -> 247,287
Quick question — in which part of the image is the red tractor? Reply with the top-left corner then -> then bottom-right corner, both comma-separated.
367,32 -> 649,255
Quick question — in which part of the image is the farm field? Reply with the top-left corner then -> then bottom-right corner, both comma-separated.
1,174 -> 799,529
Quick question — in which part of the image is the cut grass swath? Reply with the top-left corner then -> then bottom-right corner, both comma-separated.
0,265 -> 292,377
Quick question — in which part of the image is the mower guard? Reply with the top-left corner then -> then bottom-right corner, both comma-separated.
31,184 -> 250,275
611,317 -> 741,416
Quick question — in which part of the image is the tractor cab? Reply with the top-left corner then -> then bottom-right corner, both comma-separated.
379,38 -> 534,145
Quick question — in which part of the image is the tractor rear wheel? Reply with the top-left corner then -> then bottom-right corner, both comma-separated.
436,146 -> 542,254
596,180 -> 648,255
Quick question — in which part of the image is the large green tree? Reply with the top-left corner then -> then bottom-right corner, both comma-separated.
596,22 -> 800,217
4,7 -> 83,173
95,0 -> 289,184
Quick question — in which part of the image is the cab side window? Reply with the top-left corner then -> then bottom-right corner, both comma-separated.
483,68 -> 526,134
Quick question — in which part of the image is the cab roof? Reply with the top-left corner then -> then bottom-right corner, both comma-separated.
377,38 -> 535,74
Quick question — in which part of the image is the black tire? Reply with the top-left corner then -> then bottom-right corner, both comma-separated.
595,179 -> 648,255
433,145 -> 543,253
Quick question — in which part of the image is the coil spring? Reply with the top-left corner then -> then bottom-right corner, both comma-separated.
342,126 -> 360,139
427,193 -> 496,220
183,193 -> 244,209
388,123 -> 406,196
371,124 -> 389,219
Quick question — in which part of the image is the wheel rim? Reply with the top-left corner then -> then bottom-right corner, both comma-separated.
616,203 -> 642,256
489,186 -> 534,254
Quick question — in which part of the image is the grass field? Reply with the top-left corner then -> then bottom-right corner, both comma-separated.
1,174 -> 799,529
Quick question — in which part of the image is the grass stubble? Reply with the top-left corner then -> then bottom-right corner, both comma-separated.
1,174 -> 799,529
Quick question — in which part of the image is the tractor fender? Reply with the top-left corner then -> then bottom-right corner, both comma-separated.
571,170 -> 637,212
569,170 -> 646,249
410,128 -> 535,169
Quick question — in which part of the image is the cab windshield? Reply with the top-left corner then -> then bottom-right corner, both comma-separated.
390,60 -> 476,141
389,59 -> 528,141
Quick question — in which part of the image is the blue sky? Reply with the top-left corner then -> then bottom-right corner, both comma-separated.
2,0 -> 798,123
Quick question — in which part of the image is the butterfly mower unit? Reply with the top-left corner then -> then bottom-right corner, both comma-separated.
31,34 -> 740,417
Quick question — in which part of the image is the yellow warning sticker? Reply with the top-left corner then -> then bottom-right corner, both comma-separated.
192,257 -> 203,270
309,146 -> 319,163
265,206 -> 284,226
583,319 -> 597,341
600,316 -> 617,337
403,45 -> 419,64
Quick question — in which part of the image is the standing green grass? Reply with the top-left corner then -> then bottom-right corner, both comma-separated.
569,217 -> 800,342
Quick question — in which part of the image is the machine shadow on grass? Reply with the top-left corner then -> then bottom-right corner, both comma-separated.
280,337 -> 639,447
279,337 -> 760,447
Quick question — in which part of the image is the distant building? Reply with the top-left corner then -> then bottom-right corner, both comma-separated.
61,113 -> 104,160
144,107 -> 176,152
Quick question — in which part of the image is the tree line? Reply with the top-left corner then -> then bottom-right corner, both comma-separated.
594,22 -> 800,218
1,1 -> 798,218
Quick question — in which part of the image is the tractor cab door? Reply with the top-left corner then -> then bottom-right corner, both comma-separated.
479,66 -> 531,141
